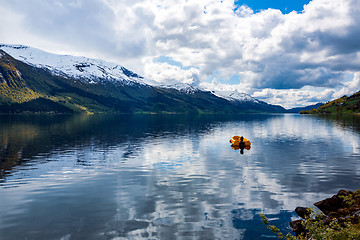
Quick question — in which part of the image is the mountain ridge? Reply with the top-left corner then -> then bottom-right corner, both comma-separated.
0,44 -> 260,102
0,45 -> 287,114
0,44 -> 144,86
286,102 -> 324,113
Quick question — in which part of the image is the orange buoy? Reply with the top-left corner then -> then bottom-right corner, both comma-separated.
229,136 -> 251,146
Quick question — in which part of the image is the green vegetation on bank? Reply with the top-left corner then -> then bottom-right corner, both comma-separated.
300,91 -> 360,114
261,210 -> 360,239
261,189 -> 360,239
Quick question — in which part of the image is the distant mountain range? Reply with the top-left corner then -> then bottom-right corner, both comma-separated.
0,44 -> 308,114
286,103 -> 324,113
300,91 -> 360,114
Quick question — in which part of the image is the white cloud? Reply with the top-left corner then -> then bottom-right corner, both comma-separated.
200,81 -> 252,95
333,72 -> 360,99
1,0 -> 360,107
252,87 -> 335,108
143,58 -> 200,85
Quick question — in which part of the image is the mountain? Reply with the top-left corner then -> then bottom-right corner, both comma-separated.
286,102 -> 324,113
211,89 -> 286,112
0,44 -> 144,85
0,44 -> 286,114
211,89 -> 259,103
155,82 -> 201,94
300,92 -> 360,114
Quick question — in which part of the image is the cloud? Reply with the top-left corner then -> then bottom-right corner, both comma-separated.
1,0 -> 360,107
333,72 -> 360,99
143,58 -> 200,85
2,0 -> 117,51
252,87 -> 335,108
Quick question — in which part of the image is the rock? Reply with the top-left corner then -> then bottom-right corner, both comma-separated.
289,220 -> 305,236
338,189 -> 352,196
314,195 -> 344,214
295,207 -> 311,219
289,189 -> 360,237
328,211 -> 340,218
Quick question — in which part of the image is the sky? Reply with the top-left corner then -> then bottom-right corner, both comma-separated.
1,0 -> 360,108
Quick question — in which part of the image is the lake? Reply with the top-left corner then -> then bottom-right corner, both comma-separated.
0,113 -> 360,240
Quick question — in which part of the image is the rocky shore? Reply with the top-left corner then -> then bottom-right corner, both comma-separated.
290,189 -> 360,237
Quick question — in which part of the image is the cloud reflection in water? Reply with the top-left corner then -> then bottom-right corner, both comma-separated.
0,114 -> 359,239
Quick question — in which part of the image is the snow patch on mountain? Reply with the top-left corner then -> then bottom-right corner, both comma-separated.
211,89 -> 259,103
139,76 -> 202,94
159,83 -> 200,94
0,44 -> 144,85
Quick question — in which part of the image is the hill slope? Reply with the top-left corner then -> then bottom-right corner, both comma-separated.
300,91 -> 360,114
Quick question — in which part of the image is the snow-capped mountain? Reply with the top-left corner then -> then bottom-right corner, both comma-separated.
0,44 -> 257,100
0,45 -> 287,113
157,83 -> 200,94
211,89 -> 259,103
0,44 -> 143,85
0,43 -> 287,114
0,45 -> 261,100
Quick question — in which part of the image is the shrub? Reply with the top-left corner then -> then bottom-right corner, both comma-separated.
260,208 -> 360,240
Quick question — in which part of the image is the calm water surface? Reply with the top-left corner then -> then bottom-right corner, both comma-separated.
0,114 -> 360,240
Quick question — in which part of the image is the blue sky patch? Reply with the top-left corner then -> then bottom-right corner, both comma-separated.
155,56 -> 182,67
234,0 -> 312,13
155,56 -> 199,70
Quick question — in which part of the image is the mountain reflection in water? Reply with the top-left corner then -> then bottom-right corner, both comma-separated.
0,114 -> 360,239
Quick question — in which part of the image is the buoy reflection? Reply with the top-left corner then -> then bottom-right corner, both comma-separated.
231,144 -> 251,154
